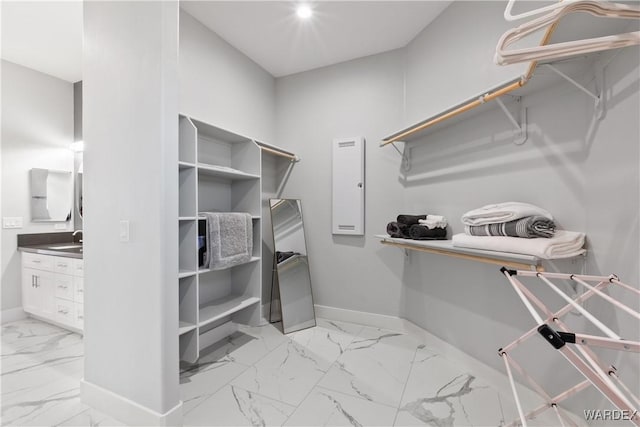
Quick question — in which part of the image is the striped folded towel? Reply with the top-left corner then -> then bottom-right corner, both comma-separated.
465,216 -> 555,238
461,202 -> 553,226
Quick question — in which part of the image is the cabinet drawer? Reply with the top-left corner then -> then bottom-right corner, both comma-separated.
73,259 -> 84,277
55,298 -> 75,327
75,303 -> 84,330
53,274 -> 74,301
53,257 -> 74,275
74,277 -> 84,303
22,253 -> 54,271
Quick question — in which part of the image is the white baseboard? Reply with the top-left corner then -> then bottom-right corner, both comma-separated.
314,304 -> 406,331
80,379 -> 182,426
1,307 -> 27,324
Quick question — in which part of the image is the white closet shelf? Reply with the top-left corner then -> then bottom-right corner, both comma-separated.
198,295 -> 260,328
179,161 -> 196,169
178,270 -> 197,279
197,215 -> 260,220
376,234 -> 546,271
198,257 -> 260,274
197,163 -> 260,180
179,321 -> 197,335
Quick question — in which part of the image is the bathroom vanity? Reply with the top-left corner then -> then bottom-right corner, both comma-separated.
18,233 -> 84,333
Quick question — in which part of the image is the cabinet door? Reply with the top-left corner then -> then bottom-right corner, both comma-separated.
332,137 -> 365,235
75,303 -> 84,330
53,273 -> 74,301
74,277 -> 84,303
53,257 -> 74,275
31,270 -> 55,318
55,298 -> 75,327
22,268 -> 40,315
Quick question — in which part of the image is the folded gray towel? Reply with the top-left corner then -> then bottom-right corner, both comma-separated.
201,212 -> 253,270
464,215 -> 555,238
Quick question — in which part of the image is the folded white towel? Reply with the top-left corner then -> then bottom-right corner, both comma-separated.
419,217 -> 448,229
451,230 -> 585,259
461,202 -> 553,226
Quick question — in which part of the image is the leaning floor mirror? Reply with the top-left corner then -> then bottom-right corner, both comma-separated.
269,199 -> 316,334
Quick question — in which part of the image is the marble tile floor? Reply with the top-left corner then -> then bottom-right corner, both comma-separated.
1,319 -> 123,426
2,317 -> 574,426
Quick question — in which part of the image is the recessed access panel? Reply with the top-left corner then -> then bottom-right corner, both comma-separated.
332,137 -> 365,235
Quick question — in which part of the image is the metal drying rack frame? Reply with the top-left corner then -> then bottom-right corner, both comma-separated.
498,268 -> 640,427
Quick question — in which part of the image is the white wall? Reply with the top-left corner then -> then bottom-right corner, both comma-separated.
179,10 -> 276,144
82,2 -> 180,423
1,60 -> 74,316
405,1 -> 535,125
276,49 -> 407,317
274,1 -> 639,418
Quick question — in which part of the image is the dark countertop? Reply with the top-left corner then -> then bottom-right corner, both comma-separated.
18,243 -> 83,259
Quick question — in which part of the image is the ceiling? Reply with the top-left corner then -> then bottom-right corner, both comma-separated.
181,1 -> 451,77
1,1 -> 83,83
0,1 -> 450,82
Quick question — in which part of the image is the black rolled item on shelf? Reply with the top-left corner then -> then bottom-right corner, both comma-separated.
396,214 -> 427,225
408,224 -> 447,240
387,222 -> 410,238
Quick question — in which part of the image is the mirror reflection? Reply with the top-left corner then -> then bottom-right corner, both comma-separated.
269,199 -> 315,334
30,168 -> 73,222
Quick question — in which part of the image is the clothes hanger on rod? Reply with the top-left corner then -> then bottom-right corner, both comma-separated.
495,0 -> 640,66
503,0 -> 581,22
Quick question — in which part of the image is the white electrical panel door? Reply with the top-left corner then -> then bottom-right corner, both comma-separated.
332,137 -> 365,235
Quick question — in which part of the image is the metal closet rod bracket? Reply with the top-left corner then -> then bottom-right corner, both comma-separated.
390,141 -> 411,171
493,95 -> 528,145
543,63 -> 605,120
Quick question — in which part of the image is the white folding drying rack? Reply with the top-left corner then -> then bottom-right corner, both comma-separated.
498,268 -> 640,427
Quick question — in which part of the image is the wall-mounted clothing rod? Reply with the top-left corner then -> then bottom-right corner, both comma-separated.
381,1 -> 632,147
381,79 -> 525,146
380,21 -> 558,147
376,235 -> 547,271
255,141 -> 299,162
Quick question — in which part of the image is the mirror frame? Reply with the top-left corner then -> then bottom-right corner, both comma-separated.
268,198 -> 316,334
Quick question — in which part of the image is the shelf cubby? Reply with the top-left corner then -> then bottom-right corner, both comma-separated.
179,275 -> 198,335
179,116 -> 197,164
179,220 -> 197,273
178,167 -> 196,218
177,114 -> 264,364
198,294 -> 261,328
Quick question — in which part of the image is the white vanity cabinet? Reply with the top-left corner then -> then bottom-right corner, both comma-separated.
21,252 -> 84,332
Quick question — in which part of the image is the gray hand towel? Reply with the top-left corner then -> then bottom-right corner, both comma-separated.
201,212 -> 253,270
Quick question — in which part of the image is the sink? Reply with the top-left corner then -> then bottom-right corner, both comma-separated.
48,245 -> 82,250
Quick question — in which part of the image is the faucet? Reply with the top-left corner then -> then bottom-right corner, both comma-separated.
72,229 -> 83,243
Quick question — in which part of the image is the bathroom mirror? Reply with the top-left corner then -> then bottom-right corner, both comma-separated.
30,168 -> 73,222
76,160 -> 83,220
269,199 -> 316,334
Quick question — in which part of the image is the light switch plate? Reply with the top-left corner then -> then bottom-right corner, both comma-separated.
119,220 -> 130,242
2,217 -> 23,229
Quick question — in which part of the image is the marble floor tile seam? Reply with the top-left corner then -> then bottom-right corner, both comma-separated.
279,356 -> 343,426
217,383 -> 298,412
391,343 -> 421,426
181,362 -> 253,416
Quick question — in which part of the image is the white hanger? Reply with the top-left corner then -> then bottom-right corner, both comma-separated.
495,0 -> 640,66
503,0 -> 581,22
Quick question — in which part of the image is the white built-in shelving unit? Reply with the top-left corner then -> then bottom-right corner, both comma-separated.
178,114 -> 263,364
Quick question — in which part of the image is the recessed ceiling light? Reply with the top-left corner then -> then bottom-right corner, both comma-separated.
296,4 -> 312,19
